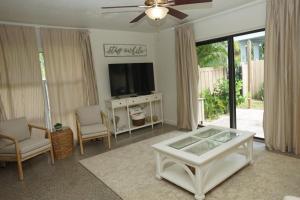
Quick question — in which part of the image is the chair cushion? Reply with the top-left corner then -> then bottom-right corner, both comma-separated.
0,117 -> 30,148
0,137 -> 50,154
80,123 -> 107,135
77,105 -> 101,126
82,132 -> 108,139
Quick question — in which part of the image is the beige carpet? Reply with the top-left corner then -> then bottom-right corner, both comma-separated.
80,131 -> 300,200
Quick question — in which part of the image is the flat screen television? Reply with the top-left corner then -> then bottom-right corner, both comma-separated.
108,63 -> 155,97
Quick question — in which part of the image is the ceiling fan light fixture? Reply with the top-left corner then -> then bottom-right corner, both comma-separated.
145,6 -> 169,21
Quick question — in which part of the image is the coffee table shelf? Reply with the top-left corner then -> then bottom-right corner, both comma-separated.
161,164 -> 195,193
203,153 -> 246,193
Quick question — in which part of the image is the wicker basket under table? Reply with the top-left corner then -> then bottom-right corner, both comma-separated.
51,127 -> 74,160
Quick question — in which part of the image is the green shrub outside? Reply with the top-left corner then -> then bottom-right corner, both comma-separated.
202,78 -> 245,120
253,83 -> 264,101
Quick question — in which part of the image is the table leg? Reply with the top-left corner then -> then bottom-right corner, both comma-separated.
155,152 -> 162,180
194,167 -> 205,200
247,138 -> 254,164
195,194 -> 205,200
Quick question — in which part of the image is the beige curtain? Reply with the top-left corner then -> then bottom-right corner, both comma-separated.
264,0 -> 300,155
79,32 -> 99,105
41,28 -> 98,137
0,95 -> 6,121
0,25 -> 44,125
175,24 -> 199,130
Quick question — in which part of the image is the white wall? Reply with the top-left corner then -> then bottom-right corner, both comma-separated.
193,0 -> 266,42
155,30 -> 177,125
156,0 -> 266,125
89,29 -> 157,110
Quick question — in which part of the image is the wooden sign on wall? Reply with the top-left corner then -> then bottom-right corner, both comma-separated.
103,44 -> 147,57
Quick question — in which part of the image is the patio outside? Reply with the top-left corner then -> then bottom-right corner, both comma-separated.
205,108 -> 264,138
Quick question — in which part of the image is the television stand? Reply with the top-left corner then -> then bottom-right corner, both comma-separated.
105,93 -> 164,139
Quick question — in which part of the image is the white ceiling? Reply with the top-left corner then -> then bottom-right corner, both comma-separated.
0,0 -> 256,32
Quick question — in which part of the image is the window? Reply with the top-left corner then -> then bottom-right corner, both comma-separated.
39,52 -> 46,80
38,52 -> 52,129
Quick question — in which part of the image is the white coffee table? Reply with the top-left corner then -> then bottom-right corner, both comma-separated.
152,126 -> 255,200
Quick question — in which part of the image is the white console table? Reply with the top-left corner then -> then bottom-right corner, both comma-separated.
105,93 -> 164,139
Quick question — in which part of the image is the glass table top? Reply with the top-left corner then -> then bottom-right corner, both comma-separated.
210,131 -> 239,143
169,137 -> 201,150
194,128 -> 223,138
168,127 -> 240,156
184,140 -> 222,156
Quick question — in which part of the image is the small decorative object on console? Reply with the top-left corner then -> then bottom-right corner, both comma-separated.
54,123 -> 63,131
131,113 -> 146,126
129,106 -> 146,126
145,116 -> 151,123
129,106 -> 143,115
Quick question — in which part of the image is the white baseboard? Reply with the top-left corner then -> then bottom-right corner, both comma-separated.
164,119 -> 177,126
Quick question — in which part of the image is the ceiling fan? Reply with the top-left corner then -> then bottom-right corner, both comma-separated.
101,0 -> 213,23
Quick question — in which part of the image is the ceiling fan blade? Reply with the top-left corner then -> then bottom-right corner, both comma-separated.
130,12 -> 147,23
171,0 -> 212,6
102,5 -> 147,9
167,7 -> 188,20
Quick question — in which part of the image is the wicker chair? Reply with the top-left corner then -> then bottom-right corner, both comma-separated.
76,105 -> 111,155
0,117 -> 54,180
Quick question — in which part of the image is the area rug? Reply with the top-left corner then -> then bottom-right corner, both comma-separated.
80,131 -> 300,200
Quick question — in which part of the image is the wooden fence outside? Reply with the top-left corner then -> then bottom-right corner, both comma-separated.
251,60 -> 264,96
198,67 -> 226,95
199,61 -> 264,98
242,60 -> 264,97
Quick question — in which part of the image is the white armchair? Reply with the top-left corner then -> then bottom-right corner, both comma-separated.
76,105 -> 111,155
0,117 -> 54,180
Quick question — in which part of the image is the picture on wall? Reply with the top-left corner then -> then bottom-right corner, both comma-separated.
103,44 -> 147,57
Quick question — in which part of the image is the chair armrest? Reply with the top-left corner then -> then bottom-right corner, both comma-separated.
76,114 -> 82,136
0,133 -> 17,143
28,124 -> 47,131
28,124 -> 51,140
0,133 -> 20,154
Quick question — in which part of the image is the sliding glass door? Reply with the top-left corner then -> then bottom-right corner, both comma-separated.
234,31 -> 265,138
196,39 -> 230,128
196,29 -> 265,139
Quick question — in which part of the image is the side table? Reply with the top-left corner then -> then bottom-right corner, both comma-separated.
51,127 -> 74,160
